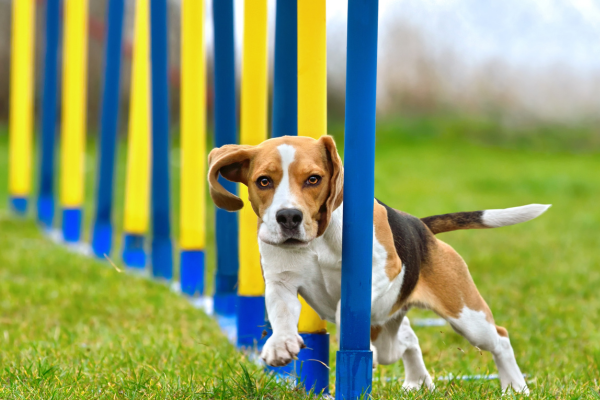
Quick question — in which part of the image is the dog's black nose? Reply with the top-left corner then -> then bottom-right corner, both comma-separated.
276,209 -> 303,230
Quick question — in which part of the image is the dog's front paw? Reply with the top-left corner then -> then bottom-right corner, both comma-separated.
260,333 -> 305,367
402,374 -> 435,391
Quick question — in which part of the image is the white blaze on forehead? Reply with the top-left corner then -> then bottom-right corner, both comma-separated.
270,144 -> 297,210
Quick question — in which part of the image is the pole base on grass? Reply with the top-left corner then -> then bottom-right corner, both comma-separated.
37,196 -> 54,228
237,295 -> 268,349
92,222 -> 112,258
267,332 -> 330,394
214,292 -> 237,316
297,332 -> 330,394
335,350 -> 373,400
180,249 -> 205,296
122,234 -> 146,269
151,237 -> 173,280
62,208 -> 82,243
10,197 -> 28,215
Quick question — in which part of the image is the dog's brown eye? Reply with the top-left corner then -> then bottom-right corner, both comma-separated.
307,175 -> 321,185
257,177 -> 271,188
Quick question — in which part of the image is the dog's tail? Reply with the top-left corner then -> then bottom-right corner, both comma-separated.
421,204 -> 551,235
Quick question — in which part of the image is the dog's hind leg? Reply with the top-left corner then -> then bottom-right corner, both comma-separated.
446,308 -> 529,394
410,240 -> 529,394
372,313 -> 434,390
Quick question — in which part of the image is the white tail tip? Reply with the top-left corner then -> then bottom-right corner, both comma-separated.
482,204 -> 551,228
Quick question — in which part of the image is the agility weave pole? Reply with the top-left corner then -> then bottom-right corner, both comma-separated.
60,0 -> 89,244
9,0 -> 36,215
212,0 -> 240,323
91,0 -> 125,259
122,0 -> 151,269
38,0 -> 61,229
179,0 -> 207,297
236,0 -> 269,350
295,0 -> 331,393
149,0 -> 174,281
336,0 -> 379,398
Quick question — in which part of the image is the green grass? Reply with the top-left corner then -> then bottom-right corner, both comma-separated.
1,120 -> 600,399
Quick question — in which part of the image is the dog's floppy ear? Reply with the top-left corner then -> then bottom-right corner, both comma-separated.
207,144 -> 256,211
317,136 -> 344,236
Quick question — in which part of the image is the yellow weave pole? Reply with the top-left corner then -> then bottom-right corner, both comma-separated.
179,0 -> 206,295
298,0 -> 327,141
9,0 -> 36,213
60,0 -> 89,242
238,0 -> 268,298
122,0 -> 150,268
297,0 -> 327,333
180,0 -> 205,251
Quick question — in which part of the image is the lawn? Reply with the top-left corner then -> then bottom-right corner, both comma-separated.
1,119 -> 599,399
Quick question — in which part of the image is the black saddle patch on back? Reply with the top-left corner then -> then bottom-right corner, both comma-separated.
376,199 -> 432,303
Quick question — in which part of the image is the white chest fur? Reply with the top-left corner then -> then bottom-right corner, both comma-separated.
259,203 -> 404,325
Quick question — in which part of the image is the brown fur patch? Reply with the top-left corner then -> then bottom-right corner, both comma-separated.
407,239 -> 495,323
370,325 -> 382,342
496,325 -> 509,338
373,202 -> 403,280
421,211 -> 484,235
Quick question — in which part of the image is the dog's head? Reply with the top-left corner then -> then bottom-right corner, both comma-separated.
208,136 -> 343,247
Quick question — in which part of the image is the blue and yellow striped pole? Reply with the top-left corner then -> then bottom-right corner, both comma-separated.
336,0 -> 379,398
212,0 -> 239,317
60,0 -> 89,243
237,0 -> 269,349
180,0 -> 206,296
9,0 -> 36,215
92,0 -> 125,258
122,0 -> 150,269
296,0 -> 329,394
150,0 -> 173,279
38,0 -> 61,228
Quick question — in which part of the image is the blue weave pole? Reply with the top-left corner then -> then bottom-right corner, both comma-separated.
180,250 -> 204,296
335,0 -> 379,399
237,295 -> 269,349
271,0 -> 297,139
38,0 -> 62,229
122,233 -> 146,269
212,0 -> 239,317
91,0 -> 125,258
150,0 -> 173,280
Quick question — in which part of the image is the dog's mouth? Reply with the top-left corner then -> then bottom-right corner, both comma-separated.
282,238 -> 307,246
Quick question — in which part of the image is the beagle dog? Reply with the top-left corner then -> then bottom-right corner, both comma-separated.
208,135 -> 548,393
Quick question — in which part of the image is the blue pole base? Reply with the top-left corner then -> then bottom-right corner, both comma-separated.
151,237 -> 173,280
92,222 -> 112,258
214,292 -> 237,316
297,333 -> 330,394
62,208 -> 82,243
36,195 -> 54,228
10,197 -> 28,215
237,295 -> 268,349
122,233 -> 146,269
267,362 -> 296,382
180,249 -> 205,296
335,350 -> 373,400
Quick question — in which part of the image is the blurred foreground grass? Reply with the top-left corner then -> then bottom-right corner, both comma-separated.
1,118 -> 599,398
